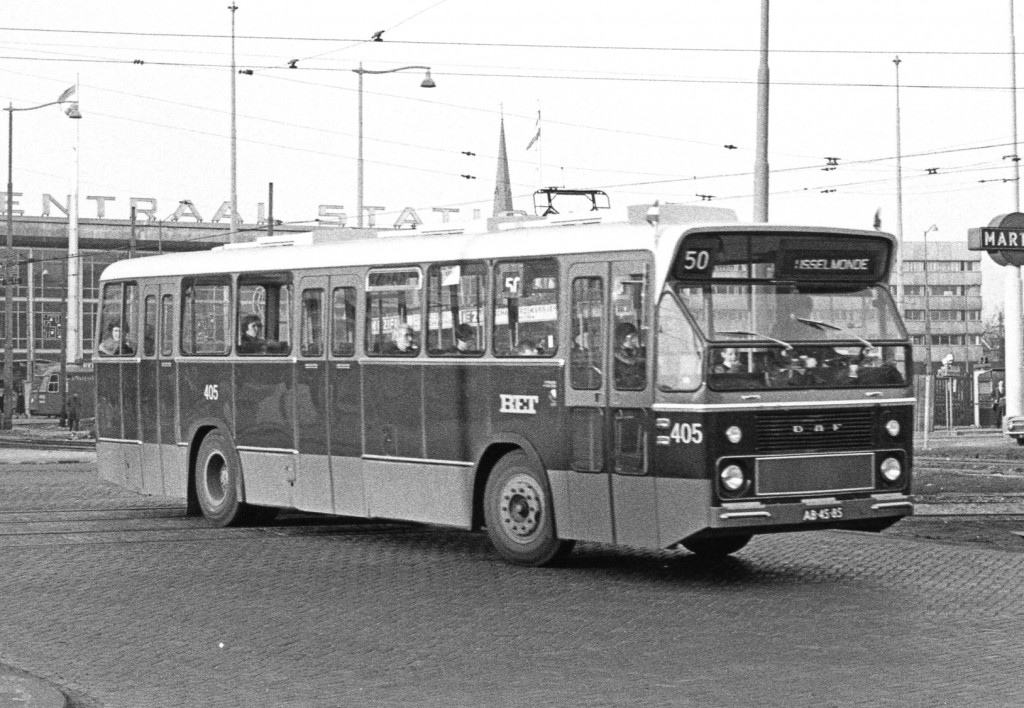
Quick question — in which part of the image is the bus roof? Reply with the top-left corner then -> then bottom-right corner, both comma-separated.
99,219 -> 895,286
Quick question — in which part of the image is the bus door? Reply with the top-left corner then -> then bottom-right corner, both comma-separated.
294,275 -> 332,513
156,288 -> 183,496
564,262 -> 614,542
138,285 -> 161,493
325,274 -> 365,516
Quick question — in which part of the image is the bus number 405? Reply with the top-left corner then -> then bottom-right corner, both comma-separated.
669,422 -> 702,444
203,384 -> 219,401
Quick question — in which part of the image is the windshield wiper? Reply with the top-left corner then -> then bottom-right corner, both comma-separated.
716,330 -> 793,350
796,318 -> 874,348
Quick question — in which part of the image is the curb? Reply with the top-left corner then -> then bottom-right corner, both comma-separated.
0,667 -> 67,708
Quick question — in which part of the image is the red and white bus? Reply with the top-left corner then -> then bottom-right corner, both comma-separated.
95,212 -> 913,565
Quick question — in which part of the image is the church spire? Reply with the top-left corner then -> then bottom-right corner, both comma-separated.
493,116 -> 513,216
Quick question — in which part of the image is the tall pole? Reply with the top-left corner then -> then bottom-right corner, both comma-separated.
357,63 -> 364,228
923,225 -> 937,447
893,57 -> 905,314
67,79 -> 81,364
1006,0 -> 1024,429
352,64 -> 435,229
229,3 -> 241,241
4,104 -> 14,430
26,248 -> 34,397
752,0 -> 770,222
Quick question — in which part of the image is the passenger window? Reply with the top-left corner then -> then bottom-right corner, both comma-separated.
98,282 -> 138,357
366,268 -> 422,356
160,294 -> 174,357
427,262 -> 486,356
612,269 -> 648,391
493,258 -> 558,356
656,295 -> 702,392
300,288 -> 324,357
181,278 -> 231,356
331,287 -> 357,357
237,274 -> 292,356
570,277 -> 603,390
143,295 -> 157,357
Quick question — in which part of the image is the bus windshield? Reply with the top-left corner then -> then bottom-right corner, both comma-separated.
659,283 -> 910,391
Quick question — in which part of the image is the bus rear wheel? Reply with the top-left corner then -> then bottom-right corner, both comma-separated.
483,451 -> 574,566
194,431 -> 274,527
681,534 -> 752,558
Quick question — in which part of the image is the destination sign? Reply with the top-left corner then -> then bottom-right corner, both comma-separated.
778,250 -> 881,279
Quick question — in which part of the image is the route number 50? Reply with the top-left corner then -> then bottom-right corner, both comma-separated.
669,422 -> 702,444
681,250 -> 710,271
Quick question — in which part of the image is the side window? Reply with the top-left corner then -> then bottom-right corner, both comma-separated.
47,373 -> 59,393
300,288 -> 325,357
97,281 -> 138,357
656,295 -> 702,392
181,278 -> 232,356
142,295 -> 157,357
366,268 -> 421,356
493,258 -> 558,357
570,276 -> 603,390
427,262 -> 486,356
612,269 -> 648,390
331,286 -> 357,357
237,273 -> 292,356
160,294 -> 174,357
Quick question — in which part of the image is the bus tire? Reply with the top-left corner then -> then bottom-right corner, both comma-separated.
194,431 -> 250,527
483,451 -> 574,566
681,534 -> 752,558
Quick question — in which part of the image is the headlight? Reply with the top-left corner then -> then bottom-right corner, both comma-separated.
880,457 -> 902,482
884,419 -> 900,437
725,426 -> 743,444
720,464 -> 745,492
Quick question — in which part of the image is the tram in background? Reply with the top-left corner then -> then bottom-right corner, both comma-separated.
28,362 -> 94,418
94,210 -> 914,566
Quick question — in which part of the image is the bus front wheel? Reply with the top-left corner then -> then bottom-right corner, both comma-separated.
194,431 -> 266,527
681,534 -> 752,558
483,451 -> 575,566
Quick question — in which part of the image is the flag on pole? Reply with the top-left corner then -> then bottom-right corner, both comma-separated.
525,110 -> 541,150
58,85 -> 76,102
872,207 -> 882,231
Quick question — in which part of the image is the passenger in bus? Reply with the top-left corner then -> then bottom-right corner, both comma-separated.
238,314 -> 265,353
452,323 -> 478,354
613,322 -> 646,388
383,323 -> 418,355
98,324 -> 132,356
713,347 -> 743,374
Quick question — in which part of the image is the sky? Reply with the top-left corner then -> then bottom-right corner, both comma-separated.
2,1 -> 1023,314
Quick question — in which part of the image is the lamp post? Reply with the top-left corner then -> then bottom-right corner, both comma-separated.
922,224 -> 938,447
352,63 -> 435,228
3,88 -> 80,430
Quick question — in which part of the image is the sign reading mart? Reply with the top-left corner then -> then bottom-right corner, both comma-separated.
968,227 -> 1024,250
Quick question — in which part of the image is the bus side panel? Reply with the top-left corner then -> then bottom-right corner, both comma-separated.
139,360 -> 159,444
328,361 -> 365,516
487,364 -> 567,469
177,361 -> 234,441
122,362 -> 140,441
95,363 -> 122,439
158,361 -> 177,444
295,360 -> 331,513
161,445 -> 188,499
611,475 -> 660,548
363,363 -> 423,458
235,361 -> 293,450
423,363 -> 490,462
547,469 -> 615,543
363,459 -> 473,527
655,477 -> 715,548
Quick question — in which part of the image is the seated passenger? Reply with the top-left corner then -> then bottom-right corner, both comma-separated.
713,347 -> 743,374
451,323 -> 479,354
382,323 -> 418,355
98,324 -> 133,356
238,314 -> 265,353
613,323 -> 646,389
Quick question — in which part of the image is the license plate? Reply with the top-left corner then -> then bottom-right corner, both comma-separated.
802,506 -> 844,522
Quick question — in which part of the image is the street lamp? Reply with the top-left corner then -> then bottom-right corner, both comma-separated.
922,223 -> 938,446
3,87 -> 81,430
352,63 -> 435,228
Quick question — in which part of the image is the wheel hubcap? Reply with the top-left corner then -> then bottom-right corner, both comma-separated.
205,454 -> 228,505
498,473 -> 543,544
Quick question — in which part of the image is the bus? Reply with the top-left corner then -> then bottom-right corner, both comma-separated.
94,212 -> 914,565
29,362 -> 95,418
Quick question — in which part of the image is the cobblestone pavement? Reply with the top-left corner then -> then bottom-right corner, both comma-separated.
2,463 -> 1024,707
